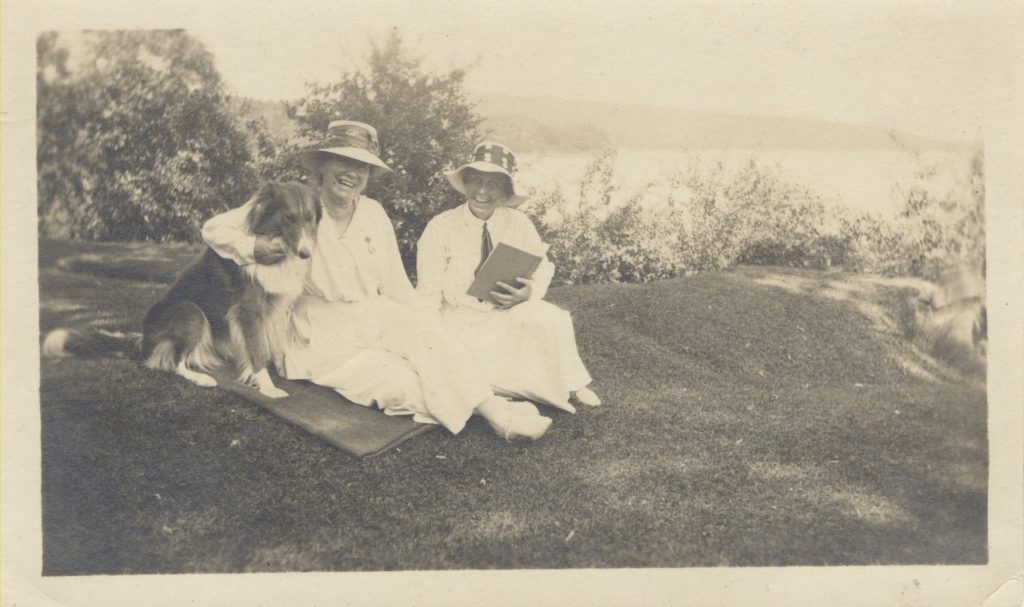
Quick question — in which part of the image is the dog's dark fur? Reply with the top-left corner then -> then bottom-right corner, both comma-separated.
43,181 -> 320,398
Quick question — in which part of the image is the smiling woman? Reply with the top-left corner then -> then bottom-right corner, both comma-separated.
417,142 -> 601,412
462,169 -> 515,220
201,121 -> 554,441
313,156 -> 370,234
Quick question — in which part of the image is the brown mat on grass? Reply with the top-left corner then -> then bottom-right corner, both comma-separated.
212,370 -> 437,458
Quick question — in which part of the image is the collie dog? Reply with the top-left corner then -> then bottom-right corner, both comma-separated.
42,181 -> 320,398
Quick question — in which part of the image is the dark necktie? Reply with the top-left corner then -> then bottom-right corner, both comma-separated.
475,222 -> 492,276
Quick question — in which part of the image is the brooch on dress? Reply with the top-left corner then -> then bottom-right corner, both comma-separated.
365,236 -> 375,254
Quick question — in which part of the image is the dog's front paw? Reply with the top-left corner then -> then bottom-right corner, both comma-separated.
180,369 -> 218,388
251,368 -> 288,398
194,374 -> 219,388
259,385 -> 289,399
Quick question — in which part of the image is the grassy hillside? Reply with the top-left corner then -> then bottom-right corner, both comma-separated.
38,240 -> 986,572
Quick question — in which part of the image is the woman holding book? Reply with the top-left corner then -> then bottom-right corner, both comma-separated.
417,142 -> 601,412
202,122 -> 552,441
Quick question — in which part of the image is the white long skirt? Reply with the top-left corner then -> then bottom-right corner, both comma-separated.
281,296 -> 488,434
440,299 -> 592,413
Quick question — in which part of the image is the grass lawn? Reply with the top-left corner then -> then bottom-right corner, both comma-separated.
38,239 -> 987,574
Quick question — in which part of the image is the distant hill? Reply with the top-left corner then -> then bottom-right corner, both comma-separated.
235,93 -> 978,155
474,92 -> 978,154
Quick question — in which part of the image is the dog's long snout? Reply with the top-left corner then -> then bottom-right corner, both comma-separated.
297,233 -> 315,260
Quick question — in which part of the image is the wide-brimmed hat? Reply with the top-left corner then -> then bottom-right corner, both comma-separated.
300,120 -> 392,178
446,142 -> 528,207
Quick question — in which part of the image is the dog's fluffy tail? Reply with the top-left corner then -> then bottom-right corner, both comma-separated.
42,327 -> 143,359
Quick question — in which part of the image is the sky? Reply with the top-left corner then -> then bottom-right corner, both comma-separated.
182,0 -> 989,142
34,0 -> 994,142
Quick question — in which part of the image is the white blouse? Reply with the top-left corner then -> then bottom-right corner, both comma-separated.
416,204 -> 555,312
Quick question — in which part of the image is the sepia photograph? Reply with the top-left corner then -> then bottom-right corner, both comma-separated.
3,0 -> 1022,605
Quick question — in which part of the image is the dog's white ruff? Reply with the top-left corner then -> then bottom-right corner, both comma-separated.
243,255 -> 310,297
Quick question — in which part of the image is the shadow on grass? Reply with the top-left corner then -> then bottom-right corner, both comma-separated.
41,238 -> 204,284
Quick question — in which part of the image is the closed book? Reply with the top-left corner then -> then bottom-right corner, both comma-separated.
466,242 -> 545,305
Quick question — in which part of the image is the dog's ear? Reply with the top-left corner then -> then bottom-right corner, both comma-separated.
247,182 -> 278,229
299,182 -> 322,224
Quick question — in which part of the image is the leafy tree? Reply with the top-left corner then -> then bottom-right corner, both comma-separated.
37,32 -> 90,238
36,30 -> 273,241
279,31 -> 484,275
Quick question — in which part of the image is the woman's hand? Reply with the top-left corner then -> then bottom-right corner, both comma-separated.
491,277 -> 533,309
254,235 -> 287,264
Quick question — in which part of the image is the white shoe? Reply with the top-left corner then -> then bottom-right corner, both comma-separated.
502,414 -> 552,442
572,386 -> 602,407
482,397 -> 551,441
507,401 -> 541,417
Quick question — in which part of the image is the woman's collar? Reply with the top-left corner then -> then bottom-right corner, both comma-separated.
321,195 -> 363,238
461,201 -> 503,224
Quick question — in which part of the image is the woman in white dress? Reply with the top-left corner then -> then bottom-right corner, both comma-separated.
201,121 -> 552,440
417,142 -> 601,413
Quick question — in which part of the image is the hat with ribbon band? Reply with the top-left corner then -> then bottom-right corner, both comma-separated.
300,120 -> 392,178
446,141 -> 528,207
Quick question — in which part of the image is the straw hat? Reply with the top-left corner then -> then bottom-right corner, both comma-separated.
300,120 -> 392,178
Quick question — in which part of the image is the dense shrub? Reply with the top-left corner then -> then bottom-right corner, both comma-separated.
37,31 -> 275,241
526,150 -> 683,285
526,152 -> 847,284
847,151 -> 984,281
527,148 -> 984,287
